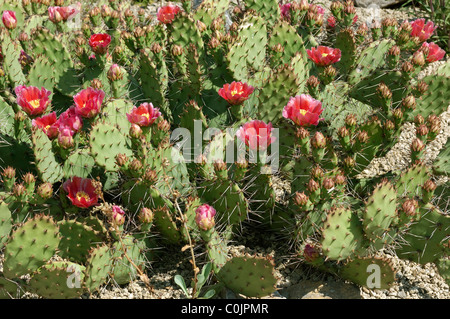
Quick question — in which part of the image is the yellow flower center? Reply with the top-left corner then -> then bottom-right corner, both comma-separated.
321,53 -> 329,57
300,109 -> 308,116
142,112 -> 150,120
76,191 -> 90,202
29,99 -> 41,109
231,89 -> 239,96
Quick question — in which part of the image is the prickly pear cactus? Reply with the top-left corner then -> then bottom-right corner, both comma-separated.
0,0 -> 448,299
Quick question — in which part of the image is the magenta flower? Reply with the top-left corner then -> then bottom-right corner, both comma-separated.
280,3 -> 292,19
58,106 -> 83,134
282,94 -> 323,127
73,87 -> 105,118
126,103 -> 161,127
421,42 -> 445,63
157,5 -> 181,24
32,112 -> 59,139
2,10 -> 17,29
410,18 -> 436,42
307,46 -> 341,67
63,176 -> 99,208
15,85 -> 51,117
195,204 -> 216,231
88,33 -> 111,55
236,120 -> 276,151
48,6 -> 76,23
218,81 -> 255,105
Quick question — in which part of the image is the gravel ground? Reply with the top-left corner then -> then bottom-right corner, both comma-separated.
1,0 -> 449,301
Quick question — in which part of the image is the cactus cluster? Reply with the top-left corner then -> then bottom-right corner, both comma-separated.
0,0 -> 449,299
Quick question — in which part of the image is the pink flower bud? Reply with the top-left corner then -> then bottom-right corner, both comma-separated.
195,204 -> 216,231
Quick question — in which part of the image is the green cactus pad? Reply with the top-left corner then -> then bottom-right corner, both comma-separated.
347,39 -> 394,85
244,0 -> 281,27
2,214 -> 61,279
89,122 -> 133,172
57,219 -> 105,264
110,235 -> 146,285
216,255 -> 278,298
198,179 -> 249,226
28,261 -> 86,299
412,75 -> 450,120
0,96 -> 15,137
395,204 -> 450,264
101,99 -> 134,134
31,128 -> 64,184
83,244 -> 113,292
395,163 -> 430,198
436,258 -> 450,286
257,63 -> 300,124
0,201 -> 12,248
227,13 -> 267,82
0,276 -> 24,299
433,138 -> 450,176
363,181 -> 398,249
321,206 -> 364,261
63,149 -> 96,179
269,20 -> 306,65
193,0 -> 229,26
339,256 -> 396,289
335,28 -> 357,76
1,30 -> 26,87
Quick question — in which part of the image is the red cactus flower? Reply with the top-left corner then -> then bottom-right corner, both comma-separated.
307,46 -> 341,67
62,176 -> 99,208
327,15 -> 336,28
218,81 -> 255,105
236,120 -> 276,151
88,33 -> 111,55
410,18 -> 436,42
58,106 -> 83,134
14,85 -> 51,116
31,112 -> 59,139
48,6 -> 76,22
421,42 -> 445,63
157,5 -> 181,24
73,87 -> 105,118
282,94 -> 323,127
195,204 -> 216,231
126,102 -> 162,127
2,10 -> 17,29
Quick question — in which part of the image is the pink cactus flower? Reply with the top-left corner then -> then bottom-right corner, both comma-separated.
306,46 -> 341,66
88,33 -> 111,55
236,120 -> 276,151
2,10 -> 17,29
410,18 -> 436,42
157,5 -> 181,24
15,85 -> 51,117
73,87 -> 105,118
48,6 -> 76,23
63,176 -> 99,208
31,112 -> 59,139
279,3 -> 292,19
282,94 -> 324,127
218,81 -> 255,105
126,102 -> 162,127
112,205 -> 126,226
421,42 -> 445,63
58,106 -> 83,134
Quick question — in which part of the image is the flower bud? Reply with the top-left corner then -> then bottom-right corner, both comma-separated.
303,244 -> 320,263
311,165 -> 324,180
421,179 -> 436,203
416,124 -> 429,138
107,63 -> 124,82
293,191 -> 310,207
414,114 -> 425,125
111,205 -> 126,226
195,204 -> 216,231
36,182 -> 53,199
129,123 -> 143,139
412,50 -> 426,67
139,207 -> 154,224
345,114 -> 357,128
171,44 -> 184,57
311,131 -> 326,149
143,168 -> 158,184
322,177 -> 335,190
129,158 -> 143,172
307,178 -> 320,193
13,183 -> 26,199
401,199 -> 418,217
115,153 -> 129,168
401,95 -> 416,111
